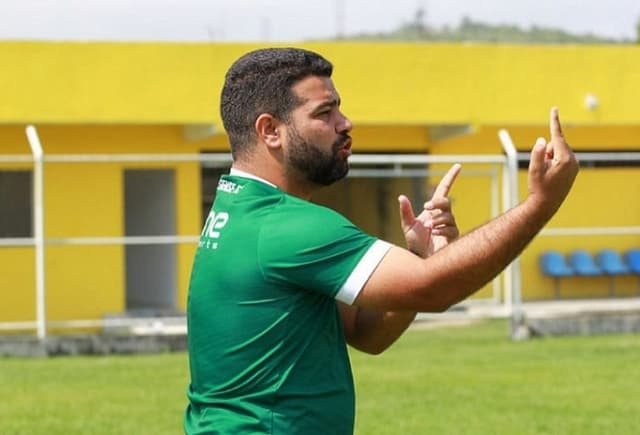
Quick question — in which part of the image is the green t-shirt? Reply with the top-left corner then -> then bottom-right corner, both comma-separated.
184,171 -> 391,435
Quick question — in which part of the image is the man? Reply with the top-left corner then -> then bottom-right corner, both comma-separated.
184,47 -> 578,434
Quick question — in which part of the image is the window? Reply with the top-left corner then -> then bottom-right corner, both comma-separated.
0,170 -> 32,238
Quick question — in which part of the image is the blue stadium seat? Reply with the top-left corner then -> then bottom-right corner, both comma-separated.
568,250 -> 602,276
596,249 -> 630,296
626,249 -> 640,274
625,249 -> 640,294
540,251 -> 574,298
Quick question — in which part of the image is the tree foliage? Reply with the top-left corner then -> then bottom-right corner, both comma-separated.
342,14 -> 633,44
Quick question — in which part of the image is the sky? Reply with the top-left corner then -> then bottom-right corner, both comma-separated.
0,0 -> 638,42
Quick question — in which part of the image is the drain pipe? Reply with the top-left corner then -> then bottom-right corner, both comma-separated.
26,125 -> 46,341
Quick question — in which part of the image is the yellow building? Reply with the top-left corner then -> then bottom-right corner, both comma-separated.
1,41 -> 639,332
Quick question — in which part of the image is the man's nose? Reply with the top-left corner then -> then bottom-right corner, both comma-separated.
337,112 -> 353,134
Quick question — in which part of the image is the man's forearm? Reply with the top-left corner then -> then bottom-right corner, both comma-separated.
346,308 -> 417,355
357,108 -> 579,314
346,196 -> 542,351
415,196 -> 548,311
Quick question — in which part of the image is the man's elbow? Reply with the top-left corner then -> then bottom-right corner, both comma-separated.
351,341 -> 393,356
418,296 -> 456,314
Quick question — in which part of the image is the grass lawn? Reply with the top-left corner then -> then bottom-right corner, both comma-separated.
1,319 -> 639,434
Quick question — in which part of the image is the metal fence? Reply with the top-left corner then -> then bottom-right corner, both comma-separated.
2,126 -> 639,339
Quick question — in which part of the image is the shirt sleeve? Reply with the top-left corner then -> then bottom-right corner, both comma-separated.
258,201 -> 391,304
335,239 -> 391,304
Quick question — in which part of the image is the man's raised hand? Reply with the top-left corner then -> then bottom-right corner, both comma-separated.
399,164 -> 461,257
527,107 -> 579,219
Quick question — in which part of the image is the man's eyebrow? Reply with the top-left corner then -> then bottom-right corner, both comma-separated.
313,97 -> 340,112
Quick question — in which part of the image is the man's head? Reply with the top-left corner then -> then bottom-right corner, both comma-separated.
220,47 -> 333,160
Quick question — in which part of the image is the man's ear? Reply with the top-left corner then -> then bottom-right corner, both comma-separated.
255,114 -> 282,150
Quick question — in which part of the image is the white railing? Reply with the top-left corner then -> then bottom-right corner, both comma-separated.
5,125 -> 638,339
0,126 -> 510,339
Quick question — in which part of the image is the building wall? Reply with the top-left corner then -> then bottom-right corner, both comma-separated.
3,41 -> 640,126
1,41 -> 639,326
0,125 -> 207,323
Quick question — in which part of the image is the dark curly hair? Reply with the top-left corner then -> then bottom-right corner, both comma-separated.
220,47 -> 333,160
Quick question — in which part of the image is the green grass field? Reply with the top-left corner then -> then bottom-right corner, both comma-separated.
1,319 -> 639,434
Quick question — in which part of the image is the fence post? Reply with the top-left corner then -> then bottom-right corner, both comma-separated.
26,125 -> 47,341
498,129 -> 523,329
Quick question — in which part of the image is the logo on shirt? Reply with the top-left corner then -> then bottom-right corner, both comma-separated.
217,179 -> 243,194
199,210 -> 229,250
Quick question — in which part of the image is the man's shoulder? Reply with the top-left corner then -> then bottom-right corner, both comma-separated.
272,196 -> 352,229
259,196 -> 371,257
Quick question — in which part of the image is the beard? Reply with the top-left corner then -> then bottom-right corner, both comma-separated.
286,124 -> 350,186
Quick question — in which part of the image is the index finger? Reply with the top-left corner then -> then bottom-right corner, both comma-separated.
549,107 -> 564,140
432,163 -> 462,198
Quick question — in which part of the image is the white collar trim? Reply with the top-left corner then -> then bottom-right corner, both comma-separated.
229,168 -> 277,188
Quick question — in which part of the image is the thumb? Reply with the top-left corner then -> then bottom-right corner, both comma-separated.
398,195 -> 416,230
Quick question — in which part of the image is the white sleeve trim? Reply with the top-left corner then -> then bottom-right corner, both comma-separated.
335,240 -> 393,305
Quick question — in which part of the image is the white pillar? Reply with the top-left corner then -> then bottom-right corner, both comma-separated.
26,125 -> 46,341
498,129 -> 523,324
